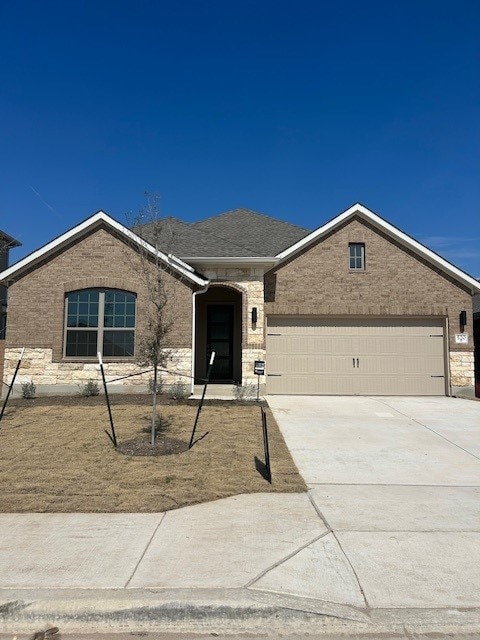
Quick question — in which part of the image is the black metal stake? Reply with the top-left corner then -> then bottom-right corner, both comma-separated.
0,347 -> 25,423
261,406 -> 271,483
151,363 -> 158,446
189,351 -> 215,449
97,352 -> 117,448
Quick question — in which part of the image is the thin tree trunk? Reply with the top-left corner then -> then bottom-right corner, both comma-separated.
151,363 -> 158,445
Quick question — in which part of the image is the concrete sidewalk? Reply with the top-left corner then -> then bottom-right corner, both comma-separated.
1,493 -> 480,636
0,494 -> 367,636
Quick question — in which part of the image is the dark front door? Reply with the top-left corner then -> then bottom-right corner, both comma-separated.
207,304 -> 234,381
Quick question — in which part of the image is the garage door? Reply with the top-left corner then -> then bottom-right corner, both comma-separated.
266,317 -> 446,395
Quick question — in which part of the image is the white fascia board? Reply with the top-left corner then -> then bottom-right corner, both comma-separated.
167,253 -> 195,272
182,256 -> 279,265
276,203 -> 480,293
0,210 -> 109,282
275,203 -> 361,260
106,214 -> 208,286
0,210 -> 208,287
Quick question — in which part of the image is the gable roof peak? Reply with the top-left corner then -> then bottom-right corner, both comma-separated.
276,203 -> 480,293
0,210 -> 208,287
193,206 -> 310,232
186,207 -> 311,257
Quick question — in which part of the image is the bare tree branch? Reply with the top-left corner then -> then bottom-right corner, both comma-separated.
126,193 -> 181,445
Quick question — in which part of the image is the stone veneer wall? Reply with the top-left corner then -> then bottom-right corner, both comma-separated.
449,351 -> 475,396
201,267 -> 266,386
3,347 -> 192,392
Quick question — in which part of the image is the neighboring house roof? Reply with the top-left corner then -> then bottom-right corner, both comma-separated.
0,211 -> 208,287
0,229 -> 21,249
135,208 -> 311,258
276,203 -> 480,293
0,229 -> 21,306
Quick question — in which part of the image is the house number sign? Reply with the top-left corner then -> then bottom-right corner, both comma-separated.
454,333 -> 468,344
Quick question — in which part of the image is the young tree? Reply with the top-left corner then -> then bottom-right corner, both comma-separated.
128,194 -> 179,445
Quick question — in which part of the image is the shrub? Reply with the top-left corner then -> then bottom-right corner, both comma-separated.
232,382 -> 257,402
148,376 -> 164,395
21,381 -> 36,399
79,379 -> 100,397
169,380 -> 190,400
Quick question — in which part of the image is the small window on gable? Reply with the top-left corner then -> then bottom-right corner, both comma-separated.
349,243 -> 365,270
64,289 -> 136,358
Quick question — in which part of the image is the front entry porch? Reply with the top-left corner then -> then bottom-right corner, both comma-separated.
191,384 -> 240,399
194,285 -> 243,384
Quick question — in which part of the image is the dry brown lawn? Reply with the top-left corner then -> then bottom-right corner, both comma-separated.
0,397 -> 306,512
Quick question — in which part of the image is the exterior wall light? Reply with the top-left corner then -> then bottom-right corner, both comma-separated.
251,307 -> 258,325
459,310 -> 467,330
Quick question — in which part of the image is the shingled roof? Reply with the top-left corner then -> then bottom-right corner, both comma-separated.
135,208 -> 311,258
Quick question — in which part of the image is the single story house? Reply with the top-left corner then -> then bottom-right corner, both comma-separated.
1,203 -> 479,397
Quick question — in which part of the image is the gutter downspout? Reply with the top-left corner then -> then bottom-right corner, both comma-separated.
191,283 -> 210,394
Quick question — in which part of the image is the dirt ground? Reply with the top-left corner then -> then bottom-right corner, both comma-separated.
0,395 -> 306,512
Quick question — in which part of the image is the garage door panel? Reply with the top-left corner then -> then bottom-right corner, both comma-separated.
267,374 -> 359,395
266,317 -> 446,396
356,374 -> 446,396
269,354 -> 355,375
356,336 -> 444,356
358,355 -> 444,376
268,335 -> 358,357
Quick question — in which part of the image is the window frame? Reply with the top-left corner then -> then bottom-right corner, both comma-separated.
348,242 -> 365,271
63,288 -> 136,359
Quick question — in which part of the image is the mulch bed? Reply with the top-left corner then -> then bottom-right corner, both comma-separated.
117,434 -> 190,456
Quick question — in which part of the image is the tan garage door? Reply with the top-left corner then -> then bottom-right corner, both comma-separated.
266,317 -> 446,395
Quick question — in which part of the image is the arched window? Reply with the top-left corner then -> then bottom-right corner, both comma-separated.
64,289 -> 136,358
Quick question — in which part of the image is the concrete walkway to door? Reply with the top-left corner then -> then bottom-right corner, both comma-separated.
267,395 -> 480,609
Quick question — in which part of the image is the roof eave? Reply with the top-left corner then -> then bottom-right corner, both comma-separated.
0,231 -> 22,248
182,256 -> 279,264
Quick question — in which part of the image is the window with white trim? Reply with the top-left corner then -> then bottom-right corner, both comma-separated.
64,289 -> 136,357
349,243 -> 365,270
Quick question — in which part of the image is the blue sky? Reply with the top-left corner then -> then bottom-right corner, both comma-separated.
1,0 -> 479,276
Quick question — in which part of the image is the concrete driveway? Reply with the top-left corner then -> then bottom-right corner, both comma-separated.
267,395 -> 480,608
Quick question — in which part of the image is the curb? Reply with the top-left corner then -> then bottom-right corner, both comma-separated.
1,589 -> 480,636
